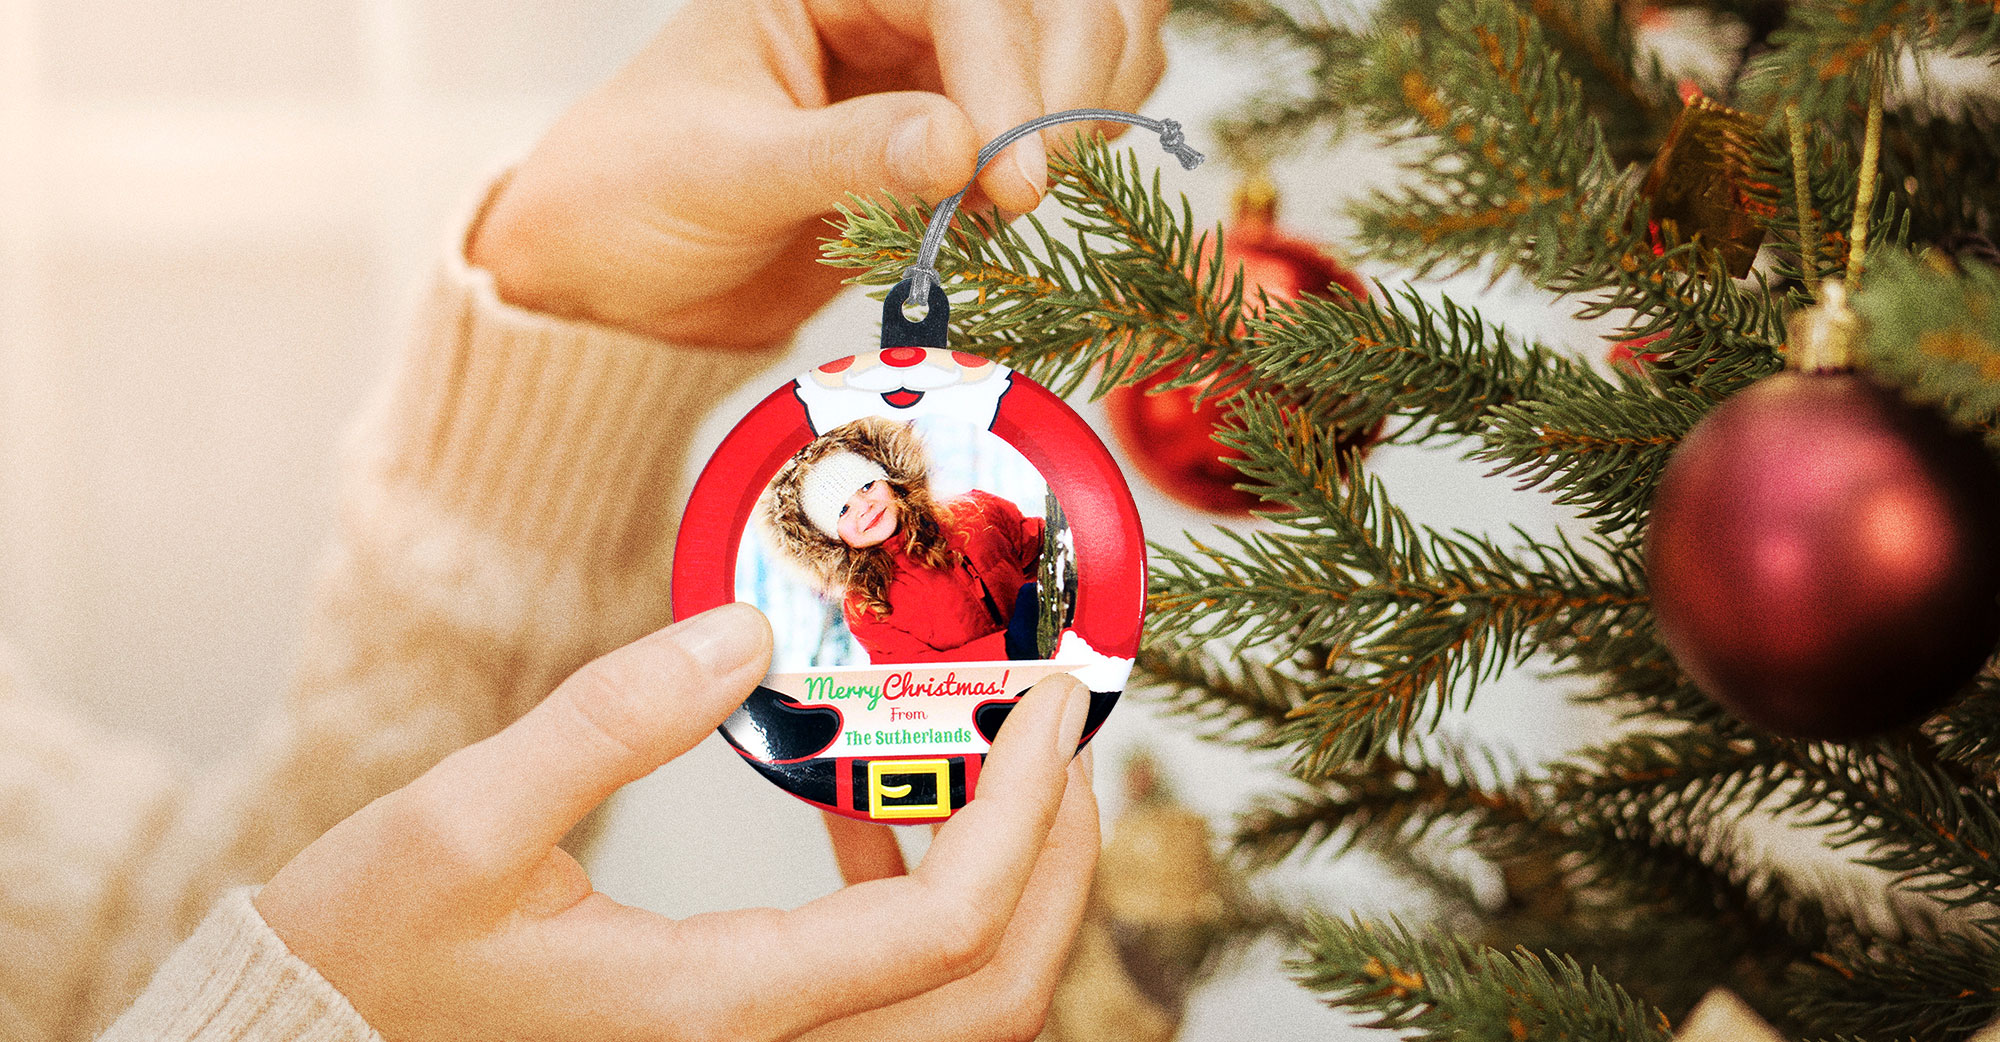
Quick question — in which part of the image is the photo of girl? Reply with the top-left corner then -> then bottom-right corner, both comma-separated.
748,414 -> 1071,667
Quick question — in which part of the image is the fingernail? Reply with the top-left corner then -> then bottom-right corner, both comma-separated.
674,602 -> 769,674
889,115 -> 932,183
1013,138 -> 1047,204
1057,674 -> 1091,749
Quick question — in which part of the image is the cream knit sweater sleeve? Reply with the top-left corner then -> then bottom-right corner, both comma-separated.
0,183 -> 785,1042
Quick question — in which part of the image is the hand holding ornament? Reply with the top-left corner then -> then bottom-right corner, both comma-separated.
255,603 -> 1101,1042
467,0 -> 1171,350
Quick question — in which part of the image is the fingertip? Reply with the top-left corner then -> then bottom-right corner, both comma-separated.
1034,669 -> 1087,697
900,100 -> 979,204
1018,134 -> 1048,200
1053,674 -> 1091,750
1060,749 -> 1101,843
783,93 -> 979,215
983,136 -> 1046,215
824,812 -> 909,885
671,602 -> 772,684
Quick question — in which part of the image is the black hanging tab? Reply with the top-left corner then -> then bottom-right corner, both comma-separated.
881,109 -> 1199,351
880,278 -> 951,349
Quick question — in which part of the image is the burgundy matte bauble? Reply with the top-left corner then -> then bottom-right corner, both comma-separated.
1106,181 -> 1376,515
1645,370 -> 2000,739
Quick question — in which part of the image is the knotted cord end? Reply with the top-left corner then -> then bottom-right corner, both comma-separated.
1156,119 -> 1204,170
893,110 -> 1203,294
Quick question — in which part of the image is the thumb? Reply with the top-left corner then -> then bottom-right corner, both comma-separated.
415,602 -> 773,876
754,92 -> 982,222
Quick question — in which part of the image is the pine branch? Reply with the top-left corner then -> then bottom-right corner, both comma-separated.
1211,680 -> 2000,1028
1230,746 -> 1530,871
1783,740 -> 2000,929
1249,732 -> 2000,1029
1348,0 -> 1628,282
1474,380 -> 1704,535
1335,0 -> 1784,384
1494,812 -> 1833,1028
1290,916 -> 1674,1042
1175,0 -> 1669,163
1563,625 -> 1726,727
1366,836 -> 1496,921
1754,122 -> 1917,287
1878,103 -> 2000,252
1740,0 -> 2000,130
1248,728 -> 1922,1025
1147,527 -> 1376,658
1853,249 -> 2000,438
1517,0 -> 1671,160
1247,285 -> 1592,445
1747,114 -> 1863,289
1153,399 -> 1651,770
1545,725 -> 2000,1032
1554,722 -> 2000,942
1930,672 -> 2000,767
1246,282 -> 1711,536
1787,926 -> 2000,1041
1171,0 -> 1355,58
1552,722 -> 2000,949
1183,0 -> 1792,399
1546,726 -> 1793,824
1557,252 -> 1787,401
824,137 -> 1245,399
1134,642 -> 1314,750
1169,0 -> 1387,157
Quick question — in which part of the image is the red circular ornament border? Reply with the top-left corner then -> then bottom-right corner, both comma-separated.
671,349 -> 1145,823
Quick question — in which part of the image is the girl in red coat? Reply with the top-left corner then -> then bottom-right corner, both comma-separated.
760,415 -> 1046,664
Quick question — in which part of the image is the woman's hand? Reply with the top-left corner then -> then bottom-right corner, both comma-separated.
466,0 -> 1169,349
254,602 -> 1099,1041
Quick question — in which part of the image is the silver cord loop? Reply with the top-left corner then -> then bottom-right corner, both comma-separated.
898,110 -> 1203,303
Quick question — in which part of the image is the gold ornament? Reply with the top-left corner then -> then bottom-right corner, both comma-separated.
1042,754 -> 1233,1042
1639,95 -> 1771,278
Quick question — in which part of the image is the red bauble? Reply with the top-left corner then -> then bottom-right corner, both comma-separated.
1644,370 -> 2000,739
1106,185 -> 1375,515
1606,331 -> 1666,373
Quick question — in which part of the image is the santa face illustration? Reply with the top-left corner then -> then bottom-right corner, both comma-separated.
796,347 -> 1010,433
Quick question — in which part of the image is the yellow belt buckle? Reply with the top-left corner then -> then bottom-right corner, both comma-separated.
867,759 -> 953,820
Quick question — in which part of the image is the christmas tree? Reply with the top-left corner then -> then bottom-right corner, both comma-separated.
830,0 -> 2000,1037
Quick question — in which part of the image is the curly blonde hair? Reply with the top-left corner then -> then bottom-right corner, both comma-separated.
758,416 -> 957,618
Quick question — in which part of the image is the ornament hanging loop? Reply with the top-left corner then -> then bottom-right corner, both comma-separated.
883,109 -> 1204,348
1786,104 -> 1821,297
1846,81 -> 1886,290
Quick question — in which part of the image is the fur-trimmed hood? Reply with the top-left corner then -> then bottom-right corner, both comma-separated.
757,416 -> 932,595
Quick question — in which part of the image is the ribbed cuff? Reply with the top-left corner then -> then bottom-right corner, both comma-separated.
97,889 -> 378,1042
357,172 -> 788,567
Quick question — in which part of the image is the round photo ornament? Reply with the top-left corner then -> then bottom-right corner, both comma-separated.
674,110 -> 1202,824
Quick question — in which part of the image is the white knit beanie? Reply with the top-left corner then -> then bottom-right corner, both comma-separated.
801,451 -> 889,538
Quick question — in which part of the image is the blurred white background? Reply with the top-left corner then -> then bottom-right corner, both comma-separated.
0,0 -> 1631,1035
